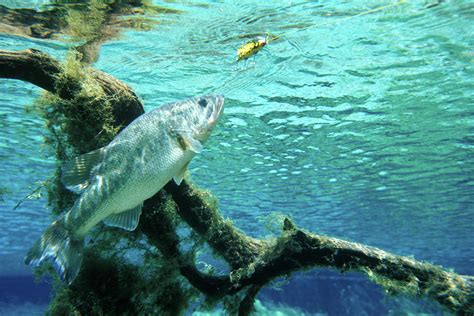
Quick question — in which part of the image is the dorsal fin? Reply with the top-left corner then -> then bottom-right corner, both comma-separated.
103,203 -> 143,231
61,147 -> 105,193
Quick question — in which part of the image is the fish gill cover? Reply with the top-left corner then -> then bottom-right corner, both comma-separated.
0,0 -> 473,315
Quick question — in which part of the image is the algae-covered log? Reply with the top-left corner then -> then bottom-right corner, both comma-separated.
164,181 -> 474,314
0,49 -> 472,315
0,49 -> 143,129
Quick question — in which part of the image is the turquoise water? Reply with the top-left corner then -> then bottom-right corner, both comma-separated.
0,0 -> 473,314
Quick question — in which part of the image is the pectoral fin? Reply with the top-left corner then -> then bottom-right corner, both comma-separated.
103,203 -> 143,231
62,147 -> 105,193
185,136 -> 203,153
173,162 -> 189,185
175,131 -> 202,154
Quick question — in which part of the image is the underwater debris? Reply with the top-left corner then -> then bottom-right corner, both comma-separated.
13,180 -> 51,210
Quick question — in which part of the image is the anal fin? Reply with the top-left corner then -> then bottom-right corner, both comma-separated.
173,162 -> 189,185
103,203 -> 143,231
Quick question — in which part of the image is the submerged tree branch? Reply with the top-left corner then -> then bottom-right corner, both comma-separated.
0,48 -> 143,129
236,224 -> 473,313
165,181 -> 474,314
165,181 -> 266,269
1,48 -> 472,315
0,48 -> 62,93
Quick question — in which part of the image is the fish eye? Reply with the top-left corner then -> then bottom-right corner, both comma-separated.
198,98 -> 208,107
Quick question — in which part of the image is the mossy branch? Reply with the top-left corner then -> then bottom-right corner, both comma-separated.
164,181 -> 266,269
1,48 -> 472,315
0,48 -> 63,94
233,225 -> 473,314
0,49 -> 143,130
164,181 -> 473,314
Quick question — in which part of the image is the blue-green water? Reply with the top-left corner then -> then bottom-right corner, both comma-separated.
0,0 -> 473,314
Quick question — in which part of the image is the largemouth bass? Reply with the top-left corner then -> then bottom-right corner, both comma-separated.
25,95 -> 224,283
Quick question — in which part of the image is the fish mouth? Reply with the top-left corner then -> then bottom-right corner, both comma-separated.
210,94 -> 225,124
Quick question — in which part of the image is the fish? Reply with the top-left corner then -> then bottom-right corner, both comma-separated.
25,94 -> 225,284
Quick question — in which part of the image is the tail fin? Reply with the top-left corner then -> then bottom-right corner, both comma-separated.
25,218 -> 84,284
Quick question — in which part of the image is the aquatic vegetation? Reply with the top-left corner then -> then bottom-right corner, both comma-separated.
30,50 -> 120,215
40,51 -> 118,152
45,237 -> 197,315
65,3 -> 107,42
0,187 -> 11,203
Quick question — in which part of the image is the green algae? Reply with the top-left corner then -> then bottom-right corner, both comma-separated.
65,2 -> 108,42
31,50 -> 119,215
47,249 -> 138,315
0,187 -> 11,203
35,51 -> 118,155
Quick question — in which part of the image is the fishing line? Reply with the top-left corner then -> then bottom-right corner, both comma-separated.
206,0 -> 408,96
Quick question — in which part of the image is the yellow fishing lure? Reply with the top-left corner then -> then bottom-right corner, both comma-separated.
234,1 -> 407,63
236,36 -> 267,61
